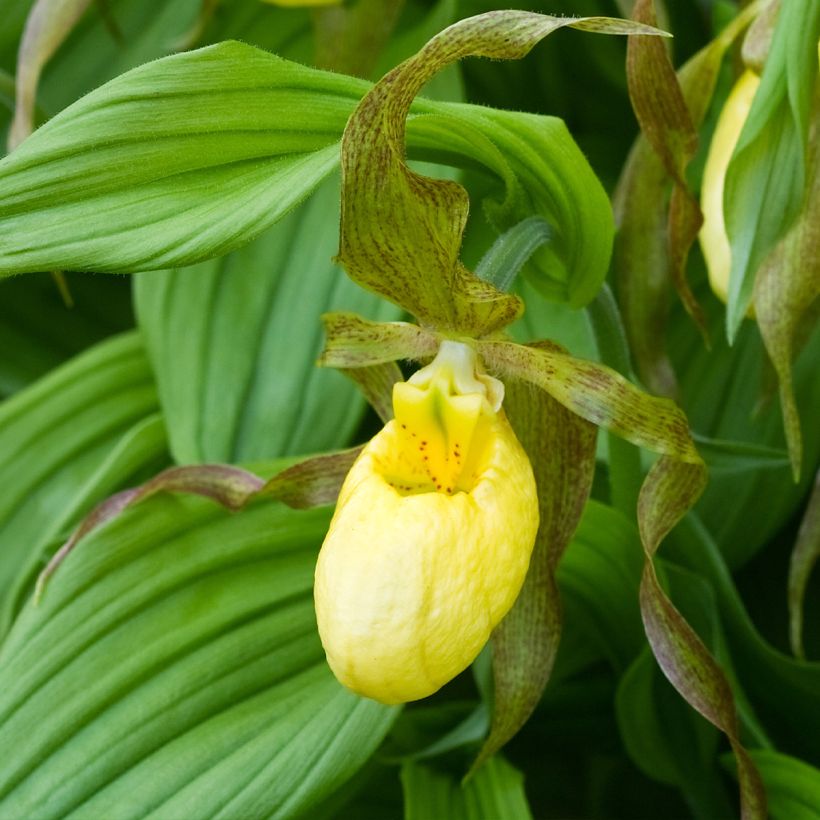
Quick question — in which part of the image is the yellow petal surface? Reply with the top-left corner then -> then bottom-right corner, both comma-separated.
314,342 -> 539,704
699,69 -> 760,307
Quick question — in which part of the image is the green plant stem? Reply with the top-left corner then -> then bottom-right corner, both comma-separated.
587,284 -> 643,517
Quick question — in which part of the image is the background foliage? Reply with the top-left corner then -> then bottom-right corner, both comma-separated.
0,0 -> 817,817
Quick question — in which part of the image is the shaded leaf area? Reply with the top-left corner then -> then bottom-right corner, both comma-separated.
670,294 -> 820,568
547,502 -> 748,816
667,515 -> 820,769
789,471 -> 820,660
0,0 -> 35,71
478,376 -> 596,766
624,0 -> 705,339
0,492 -> 397,819
723,0 -> 820,337
753,103 -> 820,480
613,1 -> 758,395
0,332 -> 165,639
7,0 -> 95,150
136,176 -> 398,465
0,36 -> 618,318
725,749 -> 820,820
0,270 -> 133,398
402,756 -> 532,820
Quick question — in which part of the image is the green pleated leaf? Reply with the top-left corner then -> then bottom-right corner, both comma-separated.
788,471 -> 820,659
724,750 -> 820,820
7,0 -> 93,150
0,41 -> 360,274
476,371 -> 597,766
723,0 -> 820,338
0,492 -> 397,818
0,331 -> 162,634
136,176 -> 399,465
0,16 -> 650,331
402,756 -> 532,820
338,10 -> 666,335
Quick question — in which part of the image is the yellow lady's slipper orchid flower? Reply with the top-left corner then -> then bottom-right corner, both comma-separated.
700,69 -> 760,306
314,341 -> 539,704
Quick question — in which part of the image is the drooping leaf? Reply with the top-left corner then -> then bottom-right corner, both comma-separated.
625,0 -> 706,338
402,756 -> 532,820
320,312 -> 439,368
613,1 -> 760,394
0,492 -> 397,818
135,177 -> 399,465
788,471 -> 820,659
752,102 -> 820,480
617,646 -> 732,819
667,514 -> 820,765
476,368 -> 597,767
477,339 -> 701,464
637,458 -> 767,820
723,0 -> 820,337
724,749 -> 820,820
338,10 -> 667,336
0,331 -> 161,634
0,33 -> 636,296
7,0 -> 93,150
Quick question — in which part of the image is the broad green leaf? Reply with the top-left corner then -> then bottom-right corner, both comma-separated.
7,0 -> 94,150
402,756 -> 532,820
0,331 -> 160,632
0,492 -> 397,818
0,270 -> 132,397
477,370 -> 597,766
0,41 -> 361,274
338,11 -> 667,336
725,750 -> 820,820
136,177 -> 399,465
788,471 -> 820,659
723,0 -> 820,337
0,20 -> 646,322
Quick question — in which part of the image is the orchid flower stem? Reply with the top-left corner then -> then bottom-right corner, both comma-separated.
587,283 -> 643,517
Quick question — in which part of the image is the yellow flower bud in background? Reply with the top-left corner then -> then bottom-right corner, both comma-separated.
699,69 -> 760,307
314,341 -> 539,704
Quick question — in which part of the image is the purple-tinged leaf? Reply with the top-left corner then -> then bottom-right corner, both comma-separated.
320,312 -> 439,368
475,372 -> 597,768
338,10 -> 667,336
341,361 -> 403,423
